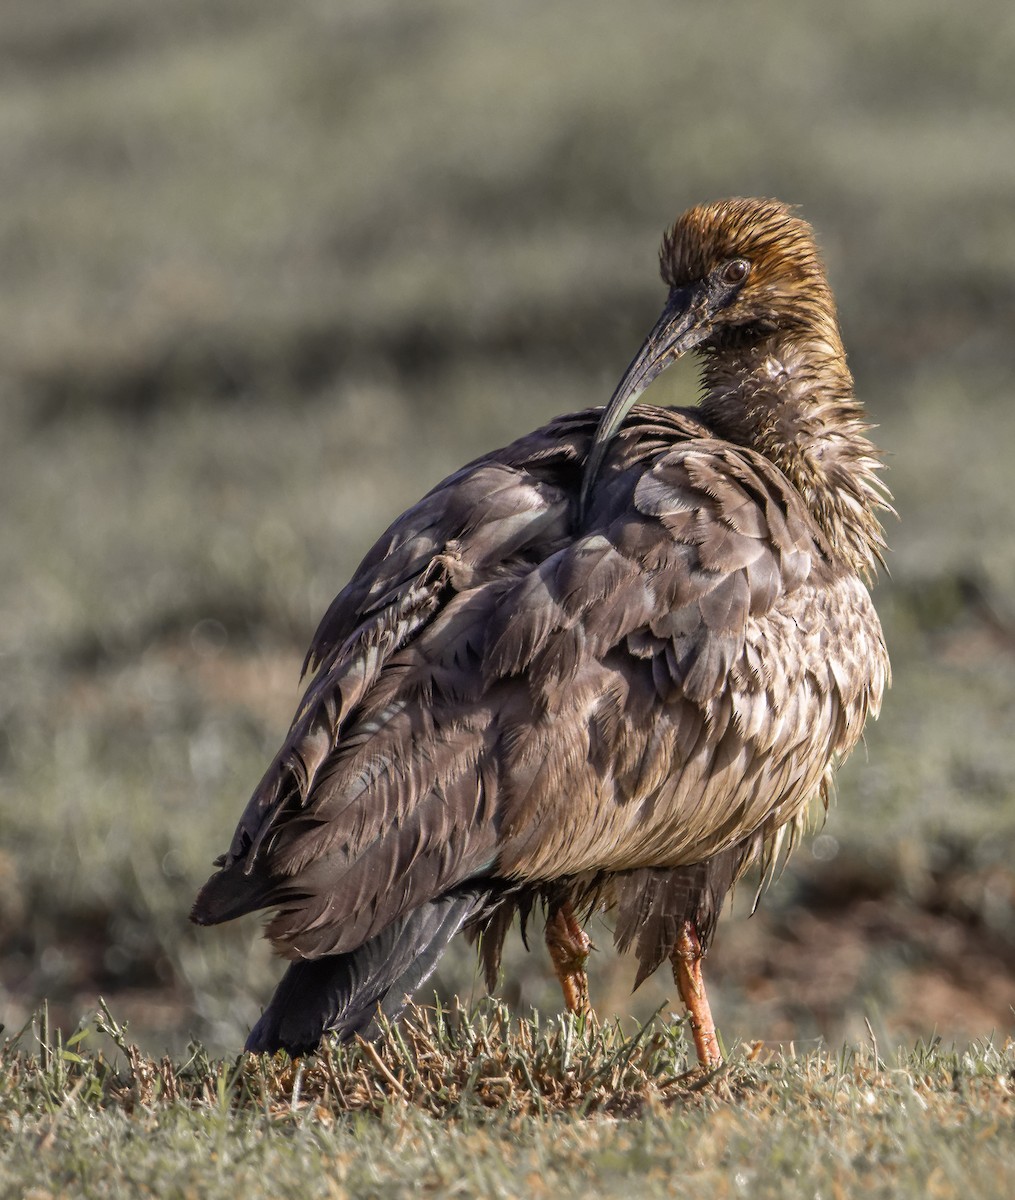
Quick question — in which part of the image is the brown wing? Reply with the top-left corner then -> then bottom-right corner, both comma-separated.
191,411 -> 597,940
194,408 -> 886,968
479,440 -> 877,882
472,440 -> 886,984
197,404 -> 705,881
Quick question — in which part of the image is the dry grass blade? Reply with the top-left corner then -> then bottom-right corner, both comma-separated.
249,1001 -> 717,1117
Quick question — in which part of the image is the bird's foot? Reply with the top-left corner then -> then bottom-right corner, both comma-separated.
671,920 -> 722,1069
545,903 -> 595,1019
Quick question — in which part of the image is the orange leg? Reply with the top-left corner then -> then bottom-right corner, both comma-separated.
671,920 -> 722,1068
544,903 -> 593,1017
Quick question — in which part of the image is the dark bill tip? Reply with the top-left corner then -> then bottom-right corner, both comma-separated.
579,285 -> 708,518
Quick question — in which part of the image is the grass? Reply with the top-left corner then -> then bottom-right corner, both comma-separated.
3,1001 -> 1014,1199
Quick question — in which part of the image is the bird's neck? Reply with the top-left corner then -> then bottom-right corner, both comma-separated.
697,325 -> 888,576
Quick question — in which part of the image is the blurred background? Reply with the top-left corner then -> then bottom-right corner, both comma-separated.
3,0 -> 1015,1056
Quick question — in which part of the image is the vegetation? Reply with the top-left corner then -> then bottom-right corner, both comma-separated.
3,1002 -> 1014,1198
3,0 -> 1015,1192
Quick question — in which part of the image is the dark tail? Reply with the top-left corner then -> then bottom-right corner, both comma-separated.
191,857 -> 282,927
244,887 -> 489,1056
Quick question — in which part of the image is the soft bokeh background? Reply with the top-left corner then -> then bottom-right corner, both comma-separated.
3,0 -> 1015,1055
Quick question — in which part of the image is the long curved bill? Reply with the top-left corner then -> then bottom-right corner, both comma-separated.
580,284 -> 710,518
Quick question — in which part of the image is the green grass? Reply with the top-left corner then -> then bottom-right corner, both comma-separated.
3,1002 -> 1013,1199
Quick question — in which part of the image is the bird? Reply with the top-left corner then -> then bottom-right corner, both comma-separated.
192,197 -> 889,1068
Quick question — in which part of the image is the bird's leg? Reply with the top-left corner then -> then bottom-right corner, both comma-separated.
671,920 -> 722,1068
544,903 -> 593,1018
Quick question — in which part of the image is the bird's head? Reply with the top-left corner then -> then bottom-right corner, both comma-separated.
659,197 -> 833,342
581,197 -> 836,509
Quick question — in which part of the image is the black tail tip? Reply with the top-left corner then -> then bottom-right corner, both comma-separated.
189,881 -> 225,926
190,860 -> 271,926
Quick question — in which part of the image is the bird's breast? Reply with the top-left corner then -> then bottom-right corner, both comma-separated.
496,571 -> 886,883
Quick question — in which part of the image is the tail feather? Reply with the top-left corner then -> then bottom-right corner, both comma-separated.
190,858 -> 288,927
244,887 -> 488,1055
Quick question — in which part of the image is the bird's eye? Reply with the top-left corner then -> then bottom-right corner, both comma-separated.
722,258 -> 751,285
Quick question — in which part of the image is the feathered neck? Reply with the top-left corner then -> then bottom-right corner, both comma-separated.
697,320 -> 889,577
